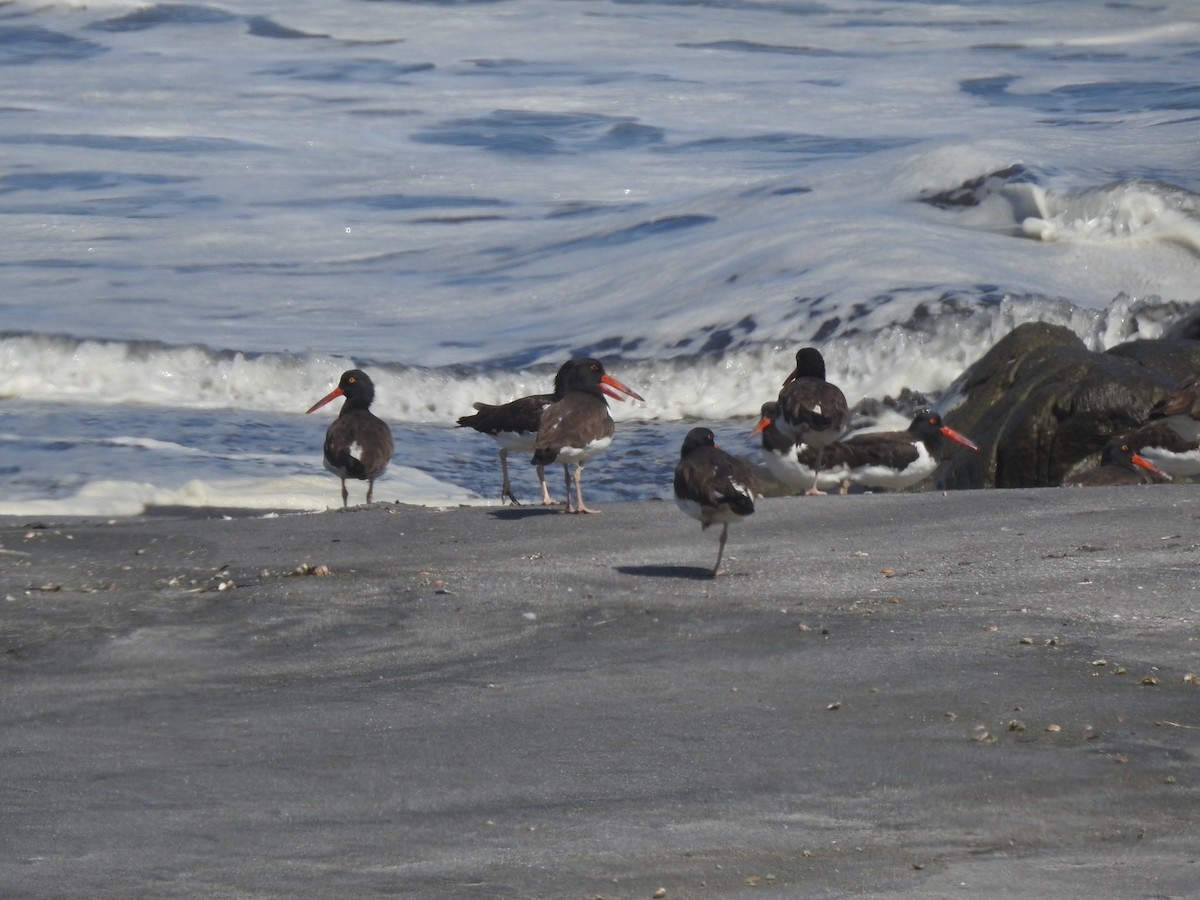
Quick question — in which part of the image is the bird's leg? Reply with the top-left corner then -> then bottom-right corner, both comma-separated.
805,448 -> 829,497
561,464 -> 574,513
366,480 -> 374,505
711,523 -> 730,577
499,449 -> 520,506
341,479 -> 349,508
536,464 -> 556,505
571,464 -> 601,514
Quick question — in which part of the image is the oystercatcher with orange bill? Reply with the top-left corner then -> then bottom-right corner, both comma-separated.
674,427 -> 758,577
769,347 -> 849,495
1061,437 -> 1170,487
1121,420 -> 1200,480
1147,374 -> 1200,441
306,369 -> 394,508
531,358 -> 644,514
798,410 -> 978,492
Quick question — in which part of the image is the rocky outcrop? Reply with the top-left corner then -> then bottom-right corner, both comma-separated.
939,323 -> 1200,489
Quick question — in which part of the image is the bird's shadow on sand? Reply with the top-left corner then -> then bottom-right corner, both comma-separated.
487,507 -> 561,521
616,564 -> 716,581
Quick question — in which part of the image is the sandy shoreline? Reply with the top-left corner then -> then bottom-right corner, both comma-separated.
2,489 -> 1198,898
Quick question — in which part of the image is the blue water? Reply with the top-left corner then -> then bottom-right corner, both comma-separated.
1,0 -> 1198,514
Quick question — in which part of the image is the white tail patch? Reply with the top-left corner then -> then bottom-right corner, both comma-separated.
349,440 -> 364,461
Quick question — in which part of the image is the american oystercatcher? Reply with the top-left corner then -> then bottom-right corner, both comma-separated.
457,385 -> 558,507
769,347 -> 849,495
796,409 -> 978,492
1121,420 -> 1200,480
306,369 -> 394,508
674,427 -> 758,576
1147,374 -> 1200,441
754,401 -> 848,495
531,358 -> 644,514
1061,437 -> 1170,487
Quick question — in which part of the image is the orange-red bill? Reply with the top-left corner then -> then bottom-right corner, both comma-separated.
1131,452 -> 1171,481
306,387 -> 344,414
940,425 -> 980,452
600,373 -> 644,403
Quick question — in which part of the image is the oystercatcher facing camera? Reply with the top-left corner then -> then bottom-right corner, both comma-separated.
530,358 -> 644,514
306,369 -> 394,508
674,427 -> 758,577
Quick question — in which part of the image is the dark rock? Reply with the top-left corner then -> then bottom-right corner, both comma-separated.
940,323 -> 1196,489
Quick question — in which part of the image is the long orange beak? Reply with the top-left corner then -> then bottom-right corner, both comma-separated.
782,367 -> 799,386
1131,452 -> 1171,481
306,387 -> 343,414
940,425 -> 980,452
751,415 -> 772,436
600,373 -> 644,403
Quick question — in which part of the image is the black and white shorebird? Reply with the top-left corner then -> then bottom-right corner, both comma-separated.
306,369 -> 394,507
797,409 -> 978,492
1120,420 -> 1200,480
767,347 -> 849,495
674,427 -> 758,577
1147,374 -> 1200,442
1061,437 -> 1170,487
457,359 -> 634,506
530,358 -> 644,514
458,382 -> 558,506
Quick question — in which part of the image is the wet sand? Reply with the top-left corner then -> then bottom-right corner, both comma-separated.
2,488 -> 1198,898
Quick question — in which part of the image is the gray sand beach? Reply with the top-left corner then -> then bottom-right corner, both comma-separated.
2,489 -> 1198,898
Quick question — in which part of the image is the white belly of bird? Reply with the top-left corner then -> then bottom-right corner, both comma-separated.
555,435 -> 612,464
762,447 -> 847,493
850,444 -> 937,490
492,430 -> 536,453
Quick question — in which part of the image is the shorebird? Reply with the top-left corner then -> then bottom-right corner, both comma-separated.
674,427 -> 758,576
457,359 -> 634,506
1146,374 -> 1200,441
458,383 -> 558,506
530,358 -> 643,514
1120,420 -> 1200,480
794,409 -> 979,492
769,347 -> 849,495
306,369 -> 394,507
1061,438 -> 1170,487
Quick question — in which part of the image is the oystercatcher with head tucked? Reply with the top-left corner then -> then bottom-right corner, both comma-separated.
770,347 -> 849,495
753,401 -> 848,495
674,427 -> 758,576
1147,374 -> 1200,442
531,358 -> 644,514
799,410 -> 978,492
306,369 -> 394,508
1061,437 -> 1170,487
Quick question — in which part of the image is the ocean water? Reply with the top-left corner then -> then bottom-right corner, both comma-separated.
1,0 -> 1198,515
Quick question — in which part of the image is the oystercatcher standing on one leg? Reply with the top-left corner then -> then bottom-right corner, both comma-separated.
306,369 -> 394,508
531,358 -> 644,514
674,427 -> 758,577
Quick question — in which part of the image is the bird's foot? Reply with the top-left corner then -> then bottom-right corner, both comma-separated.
804,487 -> 828,497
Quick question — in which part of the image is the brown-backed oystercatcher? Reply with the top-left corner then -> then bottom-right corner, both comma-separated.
674,427 -> 758,576
530,358 -> 643,514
